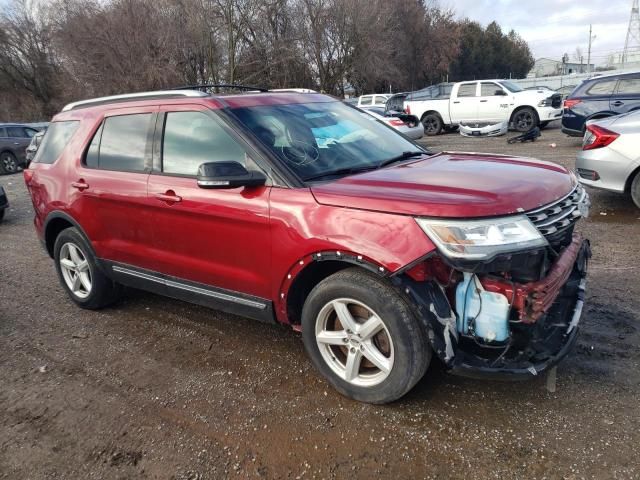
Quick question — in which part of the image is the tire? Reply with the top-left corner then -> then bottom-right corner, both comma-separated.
301,267 -> 431,404
539,121 -> 550,129
631,171 -> 640,209
512,107 -> 539,132
53,227 -> 122,309
0,152 -> 18,174
422,113 -> 443,136
0,209 -> 4,223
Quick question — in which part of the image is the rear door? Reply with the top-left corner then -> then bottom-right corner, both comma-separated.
450,82 -> 479,122
611,75 -> 640,115
477,82 -> 510,122
146,104 -> 272,299
69,108 -> 157,269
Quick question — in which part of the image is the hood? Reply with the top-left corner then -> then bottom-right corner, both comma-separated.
513,89 -> 555,103
311,152 -> 576,218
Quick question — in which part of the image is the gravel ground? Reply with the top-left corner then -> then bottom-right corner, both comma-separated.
1,123 -> 639,479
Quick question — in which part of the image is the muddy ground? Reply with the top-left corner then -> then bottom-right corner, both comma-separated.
1,124 -> 639,479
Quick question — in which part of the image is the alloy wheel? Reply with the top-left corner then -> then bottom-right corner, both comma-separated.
515,111 -> 535,131
315,298 -> 394,387
59,242 -> 92,299
1,153 -> 17,173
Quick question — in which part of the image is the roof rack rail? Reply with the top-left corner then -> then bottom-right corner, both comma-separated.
61,90 -> 209,112
172,84 -> 268,93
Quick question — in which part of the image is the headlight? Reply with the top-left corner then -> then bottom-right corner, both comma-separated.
416,216 -> 547,260
538,96 -> 553,107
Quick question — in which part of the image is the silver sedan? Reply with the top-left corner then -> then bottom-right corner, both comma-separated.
576,111 -> 640,208
361,108 -> 424,140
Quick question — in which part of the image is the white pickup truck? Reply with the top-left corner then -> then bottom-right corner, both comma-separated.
403,80 -> 562,135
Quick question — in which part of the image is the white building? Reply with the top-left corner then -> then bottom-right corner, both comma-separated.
528,58 -> 594,78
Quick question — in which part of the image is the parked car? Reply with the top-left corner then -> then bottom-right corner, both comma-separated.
361,107 -> 424,140
26,130 -> 46,166
576,110 -> 640,208
356,94 -> 391,109
562,71 -> 640,137
24,88 -> 591,404
0,185 -> 8,222
0,123 -> 40,174
404,80 -> 562,135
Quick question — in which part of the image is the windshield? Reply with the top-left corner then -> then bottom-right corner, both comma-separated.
231,101 -> 425,182
499,81 -> 524,93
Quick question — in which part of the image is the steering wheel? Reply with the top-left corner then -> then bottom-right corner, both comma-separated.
280,140 -> 320,166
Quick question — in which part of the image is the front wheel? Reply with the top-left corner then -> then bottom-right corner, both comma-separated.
512,107 -> 539,132
422,113 -> 443,136
301,268 -> 430,404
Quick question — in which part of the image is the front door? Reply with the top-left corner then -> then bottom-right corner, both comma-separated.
477,82 -> 510,122
146,105 -> 272,299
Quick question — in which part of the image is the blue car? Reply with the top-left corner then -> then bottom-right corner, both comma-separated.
562,71 -> 640,137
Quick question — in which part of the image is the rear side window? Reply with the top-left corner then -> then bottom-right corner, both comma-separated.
359,96 -> 373,106
586,80 -> 617,96
34,121 -> 79,164
0,127 -> 6,137
7,126 -> 27,137
457,83 -> 477,97
616,77 -> 640,94
85,113 -> 152,172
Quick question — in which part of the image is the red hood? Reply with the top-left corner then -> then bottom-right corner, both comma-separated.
310,152 -> 576,218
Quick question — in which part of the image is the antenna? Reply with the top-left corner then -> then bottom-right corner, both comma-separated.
623,0 -> 640,67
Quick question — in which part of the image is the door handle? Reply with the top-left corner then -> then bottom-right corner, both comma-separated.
453,101 -> 460,104
155,190 -> 182,204
71,180 -> 89,191
612,100 -> 624,107
480,100 -> 488,103
13,142 -> 20,145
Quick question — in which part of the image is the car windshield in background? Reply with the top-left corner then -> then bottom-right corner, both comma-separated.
231,101 -> 424,182
499,81 -> 524,93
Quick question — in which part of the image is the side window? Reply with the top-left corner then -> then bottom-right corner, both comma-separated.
6,126 -> 26,138
359,96 -> 373,106
586,80 -> 617,96
162,111 -> 247,176
480,82 -> 503,96
616,77 -> 640,94
0,127 -> 6,137
95,113 -> 152,172
85,123 -> 104,168
25,128 -> 38,138
457,83 -> 477,97
34,121 -> 80,164
374,96 -> 387,105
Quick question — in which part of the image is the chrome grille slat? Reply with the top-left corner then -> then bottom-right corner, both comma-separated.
526,184 -> 589,240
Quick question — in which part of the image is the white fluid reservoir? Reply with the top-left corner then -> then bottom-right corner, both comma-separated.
455,273 -> 510,342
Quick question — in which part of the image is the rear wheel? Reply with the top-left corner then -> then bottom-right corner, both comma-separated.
53,227 -> 122,309
301,268 -> 430,404
422,113 -> 443,136
512,107 -> 539,132
631,171 -> 640,209
0,152 -> 18,174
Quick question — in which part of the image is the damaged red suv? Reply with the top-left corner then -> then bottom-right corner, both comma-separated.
24,88 -> 591,403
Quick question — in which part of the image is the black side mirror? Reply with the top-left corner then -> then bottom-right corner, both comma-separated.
196,161 -> 266,189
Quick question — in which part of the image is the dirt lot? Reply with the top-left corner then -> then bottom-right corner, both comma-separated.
1,123 -> 639,479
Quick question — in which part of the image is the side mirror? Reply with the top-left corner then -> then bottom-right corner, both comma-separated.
196,161 -> 266,189
495,90 -> 508,96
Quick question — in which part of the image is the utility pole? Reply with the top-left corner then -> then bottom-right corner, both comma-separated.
623,0 -> 640,67
586,24 -> 595,73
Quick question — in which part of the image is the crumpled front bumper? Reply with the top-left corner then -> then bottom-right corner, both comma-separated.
397,234 -> 591,380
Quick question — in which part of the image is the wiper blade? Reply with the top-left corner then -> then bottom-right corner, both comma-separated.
378,150 -> 425,169
303,165 -> 378,182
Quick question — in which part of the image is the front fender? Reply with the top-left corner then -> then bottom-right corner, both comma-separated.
269,188 -> 437,321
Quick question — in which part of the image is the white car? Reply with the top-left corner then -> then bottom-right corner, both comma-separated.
362,108 -> 424,140
356,94 -> 391,109
404,80 -> 563,135
576,111 -> 640,209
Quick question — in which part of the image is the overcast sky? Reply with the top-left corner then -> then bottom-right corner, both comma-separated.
443,0 -> 635,65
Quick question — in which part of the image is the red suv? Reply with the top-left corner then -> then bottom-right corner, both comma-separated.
24,88 -> 591,403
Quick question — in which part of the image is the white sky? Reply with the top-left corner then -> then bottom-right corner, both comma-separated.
443,0 -> 636,65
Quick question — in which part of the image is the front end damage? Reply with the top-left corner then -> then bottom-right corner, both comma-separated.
394,186 -> 591,378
